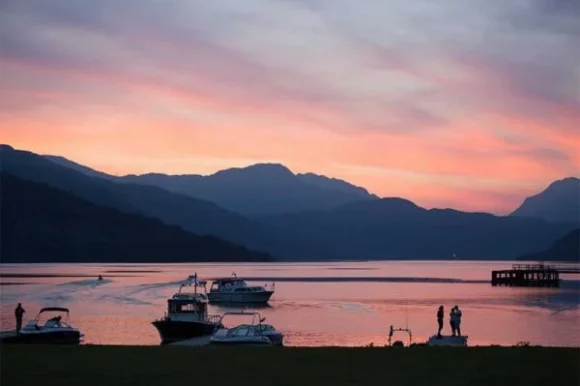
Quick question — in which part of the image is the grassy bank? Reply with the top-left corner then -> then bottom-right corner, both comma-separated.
1,345 -> 578,386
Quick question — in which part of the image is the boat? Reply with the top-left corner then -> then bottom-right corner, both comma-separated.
210,311 -> 283,346
387,325 -> 413,347
0,307 -> 82,344
152,275 -> 222,344
207,273 -> 274,304
386,323 -> 468,347
97,275 -> 103,281
426,334 -> 468,347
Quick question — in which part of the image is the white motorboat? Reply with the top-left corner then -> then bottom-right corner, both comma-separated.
152,275 -> 222,344
207,273 -> 274,304
426,334 -> 468,347
0,307 -> 83,344
210,312 -> 283,346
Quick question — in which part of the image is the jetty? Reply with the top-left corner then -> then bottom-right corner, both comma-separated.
490,263 -> 579,287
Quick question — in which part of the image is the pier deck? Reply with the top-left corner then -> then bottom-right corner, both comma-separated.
491,264 -> 562,287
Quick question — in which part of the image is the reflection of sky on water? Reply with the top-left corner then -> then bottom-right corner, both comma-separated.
1,261 -> 578,347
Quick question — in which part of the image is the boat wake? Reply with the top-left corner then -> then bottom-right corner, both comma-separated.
58,278 -> 112,287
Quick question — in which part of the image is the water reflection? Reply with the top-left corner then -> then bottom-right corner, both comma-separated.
1,261 -> 578,347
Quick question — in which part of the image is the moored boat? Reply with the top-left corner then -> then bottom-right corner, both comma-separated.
152,274 -> 222,344
207,273 -> 274,305
0,307 -> 82,345
210,311 -> 283,346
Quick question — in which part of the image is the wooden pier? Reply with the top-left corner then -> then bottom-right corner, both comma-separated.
491,264 -> 561,287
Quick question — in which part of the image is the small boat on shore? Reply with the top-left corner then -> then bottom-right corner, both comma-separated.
0,307 -> 82,345
388,325 -> 413,347
208,273 -> 274,305
152,275 -> 222,344
387,323 -> 468,347
210,311 -> 283,346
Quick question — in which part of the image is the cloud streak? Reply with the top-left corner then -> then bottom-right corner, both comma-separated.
0,0 -> 578,214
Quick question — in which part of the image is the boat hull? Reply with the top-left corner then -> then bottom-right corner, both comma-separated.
262,332 -> 284,346
208,291 -> 273,304
210,336 -> 273,346
152,320 -> 221,344
0,330 -> 81,345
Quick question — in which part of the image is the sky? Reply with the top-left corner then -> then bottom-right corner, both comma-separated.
1,0 -> 579,214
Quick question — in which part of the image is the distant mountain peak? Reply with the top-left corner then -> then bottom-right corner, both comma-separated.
379,197 -> 419,206
0,144 -> 14,151
212,163 -> 294,178
43,154 -> 113,179
510,176 -> 580,223
545,177 -> 579,190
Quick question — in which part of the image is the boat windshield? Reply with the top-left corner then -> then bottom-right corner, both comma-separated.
213,279 -> 247,289
33,309 -> 72,328
219,312 -> 264,328
169,300 -> 206,314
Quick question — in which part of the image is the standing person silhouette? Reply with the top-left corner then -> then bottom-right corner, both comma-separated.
453,306 -> 463,336
14,303 -> 25,332
449,307 -> 457,336
437,305 -> 444,337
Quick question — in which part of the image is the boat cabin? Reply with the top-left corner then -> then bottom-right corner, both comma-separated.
210,274 -> 269,293
166,291 -> 209,322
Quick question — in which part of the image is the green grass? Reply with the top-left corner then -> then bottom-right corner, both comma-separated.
1,345 -> 578,386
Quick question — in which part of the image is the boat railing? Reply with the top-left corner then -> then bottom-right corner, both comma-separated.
207,315 -> 222,324
512,264 -> 556,271
264,282 -> 275,291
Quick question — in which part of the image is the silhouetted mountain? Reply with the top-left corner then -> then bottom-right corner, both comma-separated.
0,173 -> 273,263
1,145 -> 299,257
517,229 -> 580,262
43,155 -> 114,180
46,158 -> 379,215
257,199 -> 577,260
510,177 -> 579,223
6,144 -> 576,261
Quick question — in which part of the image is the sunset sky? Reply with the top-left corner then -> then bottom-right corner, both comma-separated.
1,0 -> 579,214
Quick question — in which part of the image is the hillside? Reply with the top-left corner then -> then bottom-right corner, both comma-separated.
258,199 -> 577,260
510,177 -> 579,223
1,145 -> 300,257
5,145 -> 577,261
0,173 -> 273,263
517,229 -> 580,262
45,155 -> 378,215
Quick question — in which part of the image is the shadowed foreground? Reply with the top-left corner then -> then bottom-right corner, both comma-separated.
1,345 -> 578,386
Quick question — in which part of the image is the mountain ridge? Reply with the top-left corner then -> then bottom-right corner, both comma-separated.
0,173 -> 273,263
2,144 -> 302,258
42,153 -> 379,215
3,144 -> 577,261
510,177 -> 579,223
517,229 -> 580,262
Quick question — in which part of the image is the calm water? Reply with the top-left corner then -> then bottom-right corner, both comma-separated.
1,261 -> 579,347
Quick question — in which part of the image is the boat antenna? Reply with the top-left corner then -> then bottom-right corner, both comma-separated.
404,299 -> 409,330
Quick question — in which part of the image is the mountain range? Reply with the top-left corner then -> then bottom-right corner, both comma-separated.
1,173 -> 272,263
44,155 -> 378,216
2,144 -> 579,262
